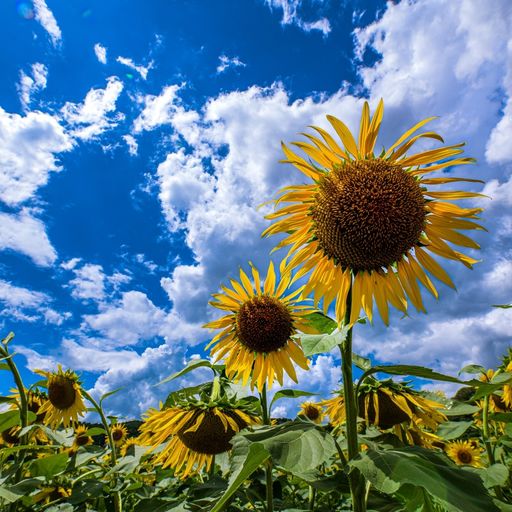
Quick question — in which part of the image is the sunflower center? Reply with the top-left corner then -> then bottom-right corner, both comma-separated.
178,410 -> 247,455
458,450 -> 472,464
311,159 -> 426,271
304,405 -> 320,421
112,429 -> 125,442
75,434 -> 90,446
235,295 -> 293,353
358,390 -> 411,429
48,377 -> 77,410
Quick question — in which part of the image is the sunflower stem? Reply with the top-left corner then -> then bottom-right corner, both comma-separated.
81,389 -> 122,512
308,485 -> 317,511
482,395 -> 504,500
259,384 -> 274,512
339,281 -> 366,512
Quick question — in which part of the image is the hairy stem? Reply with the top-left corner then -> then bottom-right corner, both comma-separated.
260,384 -> 274,512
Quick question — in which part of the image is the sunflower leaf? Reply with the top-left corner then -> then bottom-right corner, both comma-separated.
492,303 -> 512,308
435,420 -> 473,440
349,447 -> 499,512
0,410 -> 20,432
297,326 -> 349,357
477,464 -> 509,489
302,312 -> 337,334
99,387 -> 123,406
459,364 -> 486,375
29,452 -> 69,479
360,365 -> 466,385
270,389 -> 316,409
156,359 -> 215,386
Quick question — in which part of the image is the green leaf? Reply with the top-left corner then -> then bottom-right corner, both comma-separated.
490,412 -> 512,423
298,326 -> 349,357
156,359 -> 215,386
492,303 -> 512,308
459,364 -> 486,375
210,438 -> 270,512
349,447 -> 498,512
270,389 -> 316,409
0,486 -> 22,503
362,364 -> 465,385
0,396 -> 16,404
353,352 -> 371,371
1,332 -> 15,346
435,421 -> 473,440
479,464 -> 509,489
241,422 -> 336,474
0,410 -> 20,432
29,452 -> 69,479
441,402 -> 480,416
85,427 -> 106,436
302,312 -> 337,334
99,387 -> 123,406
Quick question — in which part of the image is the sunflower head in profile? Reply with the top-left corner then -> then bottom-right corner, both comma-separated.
322,394 -> 346,427
204,262 -> 316,392
35,365 -> 86,428
445,440 -> 482,467
120,437 -> 140,457
299,401 -> 324,424
1,426 -> 20,446
139,400 -> 258,479
263,100 -> 484,326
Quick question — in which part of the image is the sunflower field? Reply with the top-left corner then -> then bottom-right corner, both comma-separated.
1,102 -> 512,512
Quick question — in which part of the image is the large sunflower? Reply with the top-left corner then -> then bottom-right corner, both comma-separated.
263,100 -> 484,325
204,262 -> 315,391
139,404 -> 257,479
36,366 -> 86,428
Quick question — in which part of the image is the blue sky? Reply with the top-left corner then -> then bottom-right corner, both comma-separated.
1,0 -> 511,419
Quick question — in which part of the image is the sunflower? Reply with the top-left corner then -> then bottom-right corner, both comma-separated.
324,380 -> 446,430
120,437 -> 140,457
35,365 -> 86,428
503,361 -> 512,408
139,404 -> 257,479
1,426 -> 20,446
263,100 -> 484,325
204,261 -> 316,392
111,424 -> 128,445
445,440 -> 483,467
73,425 -> 93,448
479,369 -> 510,413
300,401 -> 324,423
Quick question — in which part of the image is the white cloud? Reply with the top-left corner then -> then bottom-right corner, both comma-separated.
123,134 -> 138,155
216,54 -> 246,74
61,77 -> 124,140
116,56 -> 153,80
0,107 -> 72,206
0,280 -> 68,325
264,0 -> 331,36
0,209 -> 57,266
132,84 -> 182,133
18,63 -> 48,110
94,43 -> 107,64
68,263 -> 106,301
33,0 -> 62,47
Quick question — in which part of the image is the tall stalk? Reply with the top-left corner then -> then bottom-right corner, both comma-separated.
260,383 -> 274,512
339,282 -> 366,512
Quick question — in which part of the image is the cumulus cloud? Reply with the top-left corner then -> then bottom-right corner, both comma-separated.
122,134 -> 138,156
0,108 -> 72,206
18,63 -> 48,110
116,56 -> 153,80
264,0 -> 331,36
33,0 -> 62,47
0,280 -> 69,325
61,77 -> 124,140
94,43 -> 107,64
216,54 -> 246,74
0,209 -> 57,266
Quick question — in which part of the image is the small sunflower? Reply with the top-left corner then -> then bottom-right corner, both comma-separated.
322,394 -> 346,427
111,424 -> 128,445
36,365 -> 86,428
73,425 -> 93,449
445,440 -> 483,467
503,361 -> 512,408
300,401 -> 324,423
479,369 -> 510,413
139,404 -> 257,479
204,262 -> 316,392
263,100 -> 484,325
120,437 -> 140,457
1,426 -> 20,446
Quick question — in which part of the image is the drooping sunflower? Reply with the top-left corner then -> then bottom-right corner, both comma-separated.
204,262 -> 316,392
324,380 -> 446,430
263,100 -> 484,325
35,366 -> 86,428
445,440 -> 483,467
300,401 -> 325,424
139,404 -> 257,479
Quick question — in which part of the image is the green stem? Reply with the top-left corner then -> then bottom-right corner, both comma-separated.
308,485 -> 317,511
482,395 -> 504,500
259,384 -> 273,512
81,389 -> 122,512
339,280 -> 366,512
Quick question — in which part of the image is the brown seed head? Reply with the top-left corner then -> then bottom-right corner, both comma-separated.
311,159 -> 426,272
48,376 -> 77,410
